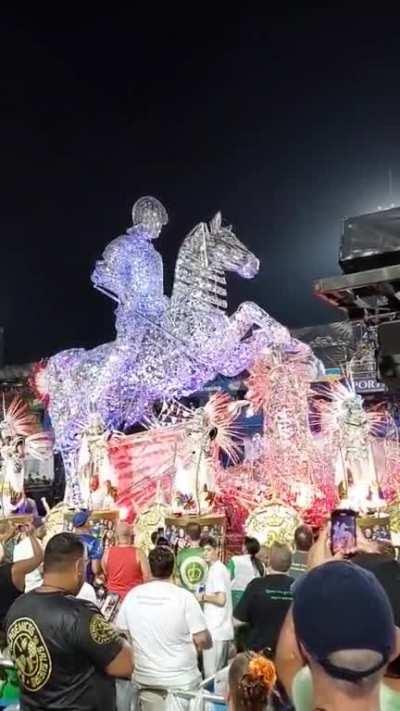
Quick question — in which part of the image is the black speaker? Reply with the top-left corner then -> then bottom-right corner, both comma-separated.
377,320 -> 400,389
340,207 -> 400,274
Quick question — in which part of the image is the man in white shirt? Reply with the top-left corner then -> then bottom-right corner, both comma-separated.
198,536 -> 233,678
117,545 -> 212,710
77,581 -> 98,606
13,517 -> 46,592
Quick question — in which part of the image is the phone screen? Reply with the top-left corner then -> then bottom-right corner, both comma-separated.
330,509 -> 357,555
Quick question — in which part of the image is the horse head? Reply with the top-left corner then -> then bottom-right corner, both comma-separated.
208,212 -> 259,279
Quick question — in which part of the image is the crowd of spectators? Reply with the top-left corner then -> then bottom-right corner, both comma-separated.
0,513 -> 399,711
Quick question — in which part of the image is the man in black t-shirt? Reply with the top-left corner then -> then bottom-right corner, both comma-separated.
6,532 -> 133,711
234,542 -> 293,655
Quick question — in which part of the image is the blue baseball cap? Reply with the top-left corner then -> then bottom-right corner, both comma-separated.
293,561 -> 395,682
72,510 -> 90,528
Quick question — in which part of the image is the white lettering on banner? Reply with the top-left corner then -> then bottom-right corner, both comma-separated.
354,378 -> 386,393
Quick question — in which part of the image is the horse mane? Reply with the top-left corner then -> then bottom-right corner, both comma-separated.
171,216 -> 228,310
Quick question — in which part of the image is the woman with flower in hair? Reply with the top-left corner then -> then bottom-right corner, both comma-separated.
228,652 -> 278,711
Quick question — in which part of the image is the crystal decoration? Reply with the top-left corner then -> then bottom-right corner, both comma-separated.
41,198 -> 294,503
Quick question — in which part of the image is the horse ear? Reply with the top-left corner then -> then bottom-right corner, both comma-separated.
188,222 -> 208,240
210,212 -> 222,233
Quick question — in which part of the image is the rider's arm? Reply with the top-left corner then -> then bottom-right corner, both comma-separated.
91,237 -> 126,298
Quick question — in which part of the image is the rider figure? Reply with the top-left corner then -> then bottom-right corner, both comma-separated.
91,196 -> 169,340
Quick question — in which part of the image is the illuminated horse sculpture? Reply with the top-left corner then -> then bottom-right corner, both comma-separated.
40,197 -> 293,502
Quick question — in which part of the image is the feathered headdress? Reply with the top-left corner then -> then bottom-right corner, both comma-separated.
0,396 -> 53,460
0,396 -> 38,438
146,392 -> 245,463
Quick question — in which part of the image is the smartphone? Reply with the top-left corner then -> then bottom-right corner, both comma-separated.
100,592 -> 121,622
330,509 -> 357,555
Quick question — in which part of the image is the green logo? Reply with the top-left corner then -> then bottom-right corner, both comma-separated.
180,555 -> 207,590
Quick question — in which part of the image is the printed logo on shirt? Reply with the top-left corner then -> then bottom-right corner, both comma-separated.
89,613 -> 119,645
264,589 -> 293,601
8,617 -> 52,692
180,555 -> 208,590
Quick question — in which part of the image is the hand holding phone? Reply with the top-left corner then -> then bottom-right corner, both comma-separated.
330,509 -> 357,555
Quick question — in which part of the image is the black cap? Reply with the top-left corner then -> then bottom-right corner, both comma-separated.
72,509 -> 90,528
293,561 -> 395,682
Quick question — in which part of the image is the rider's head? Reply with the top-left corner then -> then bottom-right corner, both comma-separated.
131,196 -> 168,240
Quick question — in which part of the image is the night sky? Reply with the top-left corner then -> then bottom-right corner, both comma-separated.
1,9 -> 400,364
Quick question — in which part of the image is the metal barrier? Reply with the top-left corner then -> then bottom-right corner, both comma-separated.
0,660 -> 227,711
169,673 -> 226,710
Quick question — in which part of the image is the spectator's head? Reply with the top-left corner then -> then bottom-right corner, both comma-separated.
269,542 -> 292,573
228,652 -> 276,711
376,541 -> 396,560
293,561 -> 397,702
116,522 -> 132,544
244,537 -> 264,576
294,524 -> 313,552
257,545 -> 269,567
72,509 -> 91,532
43,532 -> 86,595
33,516 -> 46,541
186,522 -> 201,545
243,536 -> 260,557
155,536 -> 169,547
149,546 -> 175,580
200,536 -> 219,565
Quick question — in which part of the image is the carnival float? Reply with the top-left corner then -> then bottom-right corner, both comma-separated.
1,196 -> 400,552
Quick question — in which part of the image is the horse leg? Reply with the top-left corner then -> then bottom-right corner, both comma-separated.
219,342 -> 255,376
228,302 -> 291,345
219,304 -> 291,377
219,330 -> 276,376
